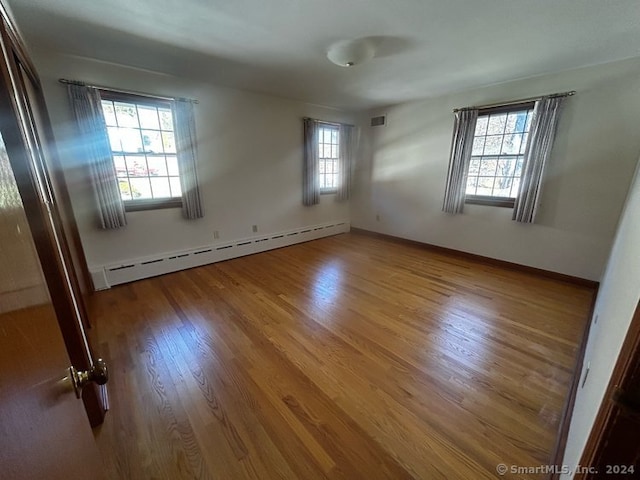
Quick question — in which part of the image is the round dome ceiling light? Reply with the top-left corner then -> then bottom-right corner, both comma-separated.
327,39 -> 375,67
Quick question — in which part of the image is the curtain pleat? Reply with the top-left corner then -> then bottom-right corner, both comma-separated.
303,118 -> 320,206
512,96 -> 566,223
173,99 -> 204,220
442,109 -> 478,214
337,124 -> 354,201
67,84 -> 126,229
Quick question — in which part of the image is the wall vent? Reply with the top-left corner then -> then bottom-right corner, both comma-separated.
370,115 -> 386,127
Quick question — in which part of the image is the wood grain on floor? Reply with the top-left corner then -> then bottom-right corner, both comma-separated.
89,232 -> 594,480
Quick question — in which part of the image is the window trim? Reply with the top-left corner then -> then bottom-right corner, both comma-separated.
465,195 -> 515,208
100,90 -> 182,210
464,101 -> 535,208
123,198 -> 182,212
318,123 -> 340,193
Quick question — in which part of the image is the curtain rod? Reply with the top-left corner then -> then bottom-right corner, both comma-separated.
453,90 -> 575,113
58,78 -> 199,104
303,117 -> 354,128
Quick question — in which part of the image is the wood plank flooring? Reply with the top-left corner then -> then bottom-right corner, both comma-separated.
89,232 -> 594,479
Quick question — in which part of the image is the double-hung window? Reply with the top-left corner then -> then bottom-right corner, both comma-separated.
465,103 -> 534,207
100,92 -> 182,211
318,124 -> 339,193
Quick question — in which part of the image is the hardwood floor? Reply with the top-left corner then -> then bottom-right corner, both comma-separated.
89,232 -> 594,479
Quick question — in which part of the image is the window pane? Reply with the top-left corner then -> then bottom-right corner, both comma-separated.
113,155 -> 127,177
161,132 -> 176,153
520,133 -> 529,154
146,156 -> 168,176
141,130 -> 163,153
475,116 -> 488,136
114,103 -> 139,128
169,177 -> 182,197
465,177 -> 478,195
472,136 -> 485,156
525,112 -> 533,132
119,128 -> 143,152
502,133 -> 522,155
323,129 -> 332,143
486,114 -> 507,135
493,177 -> 513,197
159,109 -> 174,130
497,158 -> 516,176
125,156 -> 148,177
505,112 -> 518,133
468,158 -> 481,175
102,102 -> 117,126
150,177 -> 171,198
118,180 -> 133,201
107,127 -> 123,151
510,177 -> 521,197
319,161 -> 325,174
476,177 -> 495,196
331,145 -> 338,159
327,174 -> 336,188
513,111 -> 529,133
479,158 -> 498,175
483,135 -> 503,155
137,105 -> 160,130
515,157 -> 524,176
129,177 -> 152,199
166,156 -> 179,176
331,129 -> 338,143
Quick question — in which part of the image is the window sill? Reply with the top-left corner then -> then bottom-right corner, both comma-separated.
124,198 -> 182,212
465,195 -> 515,208
320,189 -> 338,195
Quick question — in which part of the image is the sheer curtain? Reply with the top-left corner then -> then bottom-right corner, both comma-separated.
302,118 -> 320,206
173,99 -> 204,220
337,124 -> 354,201
67,84 -> 126,229
442,109 -> 478,214
513,96 -> 566,223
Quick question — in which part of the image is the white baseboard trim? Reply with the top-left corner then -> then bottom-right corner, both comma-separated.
89,220 -> 350,290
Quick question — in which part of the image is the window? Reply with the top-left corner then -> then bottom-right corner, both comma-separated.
318,124 -> 339,193
465,103 -> 534,207
100,92 -> 182,211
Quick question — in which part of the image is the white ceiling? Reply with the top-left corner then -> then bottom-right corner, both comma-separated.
8,0 -> 640,110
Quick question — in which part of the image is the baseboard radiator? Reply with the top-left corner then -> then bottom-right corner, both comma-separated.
90,221 -> 350,290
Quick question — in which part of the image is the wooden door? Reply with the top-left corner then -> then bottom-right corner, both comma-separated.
577,301 -> 640,478
0,2 -> 105,423
0,4 -> 105,478
0,103 -> 104,479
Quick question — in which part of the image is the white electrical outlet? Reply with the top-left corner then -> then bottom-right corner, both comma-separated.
252,225 -> 258,233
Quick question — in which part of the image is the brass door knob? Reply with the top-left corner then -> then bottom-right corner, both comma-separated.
69,358 -> 109,398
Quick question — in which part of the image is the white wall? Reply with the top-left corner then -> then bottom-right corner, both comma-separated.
351,58 -> 640,280
561,161 -> 640,477
34,51 -> 357,269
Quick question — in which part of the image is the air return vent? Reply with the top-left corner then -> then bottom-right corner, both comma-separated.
370,115 -> 386,127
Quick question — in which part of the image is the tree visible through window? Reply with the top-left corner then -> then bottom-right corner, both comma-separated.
101,93 -> 182,209
465,104 -> 534,207
319,125 -> 339,192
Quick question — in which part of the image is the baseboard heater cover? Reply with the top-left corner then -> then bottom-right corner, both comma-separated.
90,221 -> 350,290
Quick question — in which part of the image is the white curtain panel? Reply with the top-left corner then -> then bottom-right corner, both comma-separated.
302,118 -> 320,206
442,109 -> 478,214
67,84 -> 126,229
337,124 -> 354,202
173,99 -> 204,220
513,96 -> 566,223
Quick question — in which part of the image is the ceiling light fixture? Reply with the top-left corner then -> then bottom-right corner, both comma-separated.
327,39 -> 375,67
